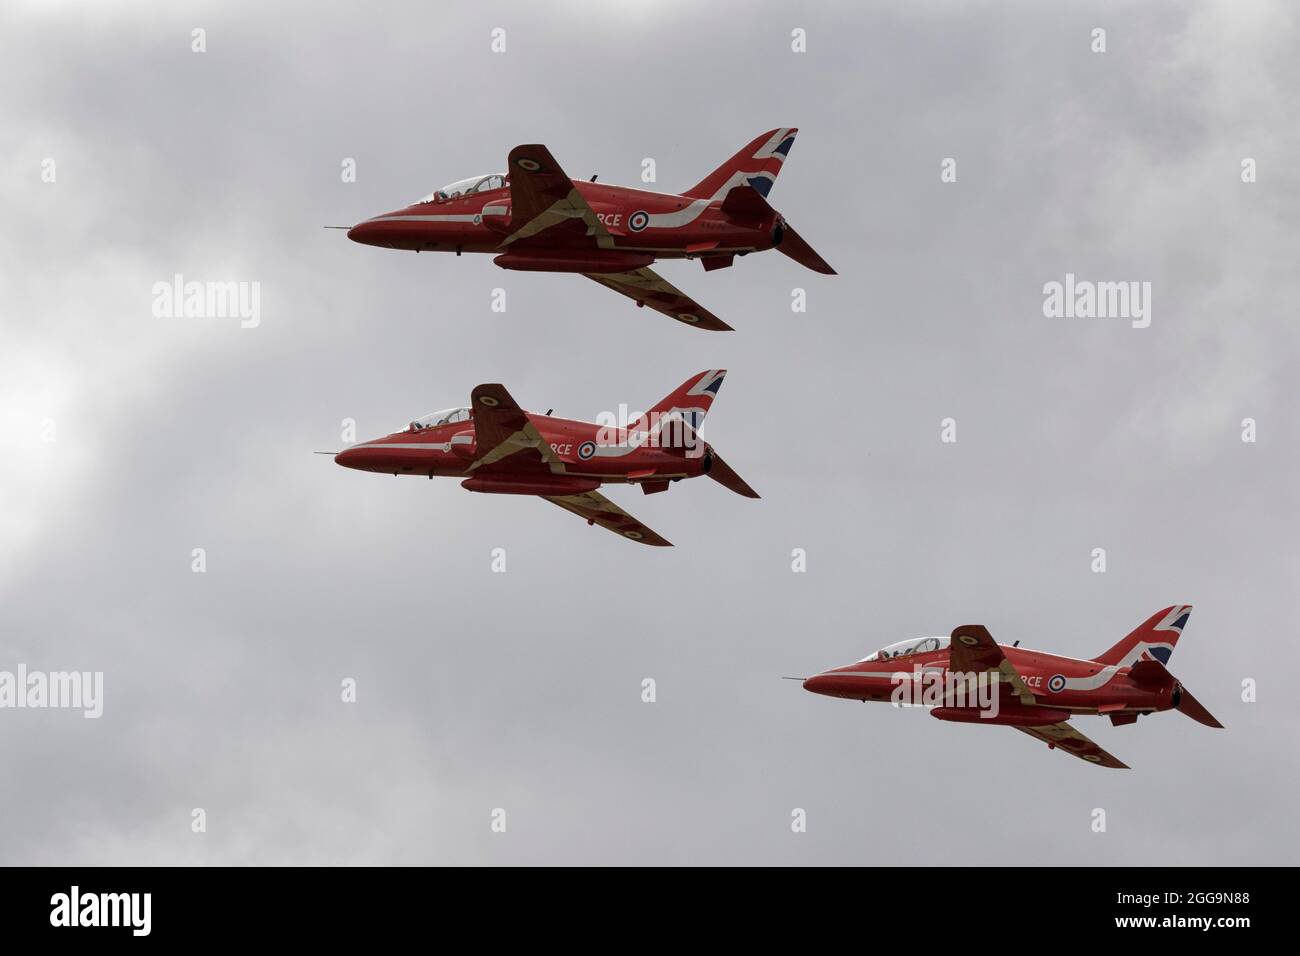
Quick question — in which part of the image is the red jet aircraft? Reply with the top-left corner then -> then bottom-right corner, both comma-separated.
803,606 -> 1222,768
344,128 -> 833,331
333,370 -> 757,546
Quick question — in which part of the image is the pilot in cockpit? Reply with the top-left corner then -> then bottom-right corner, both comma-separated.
414,174 -> 508,205
405,407 -> 471,433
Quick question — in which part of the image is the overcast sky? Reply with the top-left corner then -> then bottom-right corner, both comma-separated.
2,0 -> 1297,865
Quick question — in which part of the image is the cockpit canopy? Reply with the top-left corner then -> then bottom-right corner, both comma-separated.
861,636 -> 950,662
407,407 -> 471,432
415,173 -> 507,204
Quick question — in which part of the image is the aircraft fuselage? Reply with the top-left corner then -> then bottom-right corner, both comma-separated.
803,644 -> 1177,722
335,412 -> 711,490
346,181 -> 778,268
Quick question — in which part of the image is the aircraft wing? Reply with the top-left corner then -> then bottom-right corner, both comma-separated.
584,268 -> 733,331
948,624 -> 1037,705
468,385 -> 670,545
1014,721 -> 1130,769
468,383 -> 565,476
544,490 -> 673,547
503,144 -> 614,250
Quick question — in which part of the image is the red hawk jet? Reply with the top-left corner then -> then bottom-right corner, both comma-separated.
344,128 -> 833,331
803,606 -> 1222,769
333,370 -> 757,546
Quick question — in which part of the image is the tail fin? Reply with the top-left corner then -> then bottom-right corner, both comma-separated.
684,128 -> 798,201
643,370 -> 726,432
1093,605 -> 1191,667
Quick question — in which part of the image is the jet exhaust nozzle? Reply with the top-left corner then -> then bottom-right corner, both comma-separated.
1127,658 -> 1223,728
702,446 -> 760,499
1171,681 -> 1224,728
772,217 -> 836,275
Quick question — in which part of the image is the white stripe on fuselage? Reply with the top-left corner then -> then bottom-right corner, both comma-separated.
644,199 -> 712,229
346,442 -> 455,451
372,214 -> 483,223
828,652 -> 1125,693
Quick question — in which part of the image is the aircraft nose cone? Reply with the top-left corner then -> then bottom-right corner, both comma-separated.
802,674 -> 830,695
334,446 -> 362,469
346,218 -> 390,246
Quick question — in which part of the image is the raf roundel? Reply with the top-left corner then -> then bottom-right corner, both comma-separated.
957,634 -> 980,646
1048,674 -> 1067,693
577,441 -> 596,461
479,395 -> 501,408
677,313 -> 700,324
515,157 -> 542,172
623,530 -> 644,541
627,210 -> 650,232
